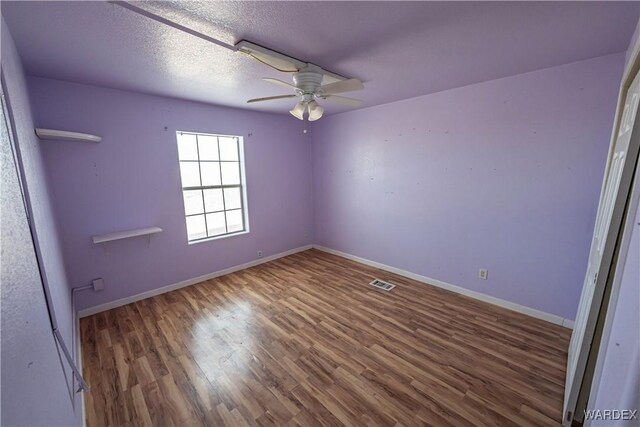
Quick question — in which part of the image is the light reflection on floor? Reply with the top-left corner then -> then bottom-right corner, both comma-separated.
190,298 -> 255,383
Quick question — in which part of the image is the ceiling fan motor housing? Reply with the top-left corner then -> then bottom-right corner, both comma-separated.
293,70 -> 323,96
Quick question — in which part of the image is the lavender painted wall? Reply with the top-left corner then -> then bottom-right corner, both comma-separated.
312,53 -> 624,320
1,25 -> 75,352
1,19 -> 80,426
29,77 -> 313,310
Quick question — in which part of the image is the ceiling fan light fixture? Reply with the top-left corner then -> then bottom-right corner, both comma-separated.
248,68 -> 363,120
308,101 -> 324,121
289,102 -> 306,120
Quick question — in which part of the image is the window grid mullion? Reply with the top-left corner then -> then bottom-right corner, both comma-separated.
194,134 -> 209,238
182,184 -> 239,191
177,160 -> 238,163
236,137 -> 246,232
185,207 -> 241,218
217,136 -> 228,234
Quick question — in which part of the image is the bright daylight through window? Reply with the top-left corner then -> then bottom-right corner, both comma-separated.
176,131 -> 247,242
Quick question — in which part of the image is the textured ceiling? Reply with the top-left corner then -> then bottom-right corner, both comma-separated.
2,1 -> 639,116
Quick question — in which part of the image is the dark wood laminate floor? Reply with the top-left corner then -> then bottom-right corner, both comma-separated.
81,249 -> 570,426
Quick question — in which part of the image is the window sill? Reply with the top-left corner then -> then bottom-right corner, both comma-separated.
188,230 -> 249,245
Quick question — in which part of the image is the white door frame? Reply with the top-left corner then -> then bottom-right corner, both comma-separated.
563,44 -> 640,425
584,143 -> 640,426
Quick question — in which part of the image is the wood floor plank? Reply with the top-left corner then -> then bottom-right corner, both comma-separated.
81,249 -> 570,426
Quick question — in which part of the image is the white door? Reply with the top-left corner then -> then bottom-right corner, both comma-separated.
563,70 -> 640,423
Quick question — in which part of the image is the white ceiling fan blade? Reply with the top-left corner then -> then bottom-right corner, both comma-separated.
290,102 -> 306,120
247,94 -> 297,104
262,77 -> 296,90
321,95 -> 363,107
319,78 -> 364,95
308,101 -> 324,121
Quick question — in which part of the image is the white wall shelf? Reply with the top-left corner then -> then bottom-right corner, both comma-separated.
35,128 -> 102,143
92,227 -> 162,244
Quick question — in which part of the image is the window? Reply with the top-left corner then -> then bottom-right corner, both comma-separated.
176,131 -> 248,243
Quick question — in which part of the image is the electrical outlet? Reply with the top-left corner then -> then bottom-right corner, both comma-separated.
257,250 -> 263,258
304,230 -> 309,238
479,268 -> 488,280
92,278 -> 105,291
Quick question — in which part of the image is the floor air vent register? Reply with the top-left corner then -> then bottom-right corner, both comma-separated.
369,278 -> 396,291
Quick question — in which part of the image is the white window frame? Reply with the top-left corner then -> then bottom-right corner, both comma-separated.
176,131 -> 249,244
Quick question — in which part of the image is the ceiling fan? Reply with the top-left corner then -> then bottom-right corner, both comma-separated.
247,65 -> 363,121
238,42 -> 364,121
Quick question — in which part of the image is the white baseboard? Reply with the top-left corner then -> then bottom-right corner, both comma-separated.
313,245 -> 574,329
78,316 -> 86,427
71,290 -> 87,425
78,245 -> 313,318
